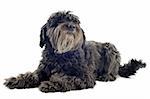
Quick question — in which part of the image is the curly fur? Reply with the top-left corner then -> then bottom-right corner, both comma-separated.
4,11 -> 146,93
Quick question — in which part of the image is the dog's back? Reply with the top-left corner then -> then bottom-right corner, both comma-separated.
84,41 -> 146,81
84,41 -> 121,81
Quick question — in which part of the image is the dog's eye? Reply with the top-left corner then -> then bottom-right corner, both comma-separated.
64,24 -> 69,28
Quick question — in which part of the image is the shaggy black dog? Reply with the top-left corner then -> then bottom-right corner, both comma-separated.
4,11 -> 146,92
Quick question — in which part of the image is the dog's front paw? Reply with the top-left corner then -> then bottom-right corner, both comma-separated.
39,81 -> 59,93
4,77 -> 18,89
4,74 -> 27,89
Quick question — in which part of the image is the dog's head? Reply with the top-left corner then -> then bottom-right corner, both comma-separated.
40,11 -> 85,54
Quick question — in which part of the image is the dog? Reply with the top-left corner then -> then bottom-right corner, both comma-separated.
4,11 -> 146,93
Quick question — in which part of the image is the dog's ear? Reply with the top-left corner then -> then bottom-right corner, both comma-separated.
81,29 -> 86,48
40,24 -> 47,48
82,29 -> 86,40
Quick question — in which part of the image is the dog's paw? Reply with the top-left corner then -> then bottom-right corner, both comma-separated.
97,74 -> 116,82
4,77 -> 18,89
4,74 -> 26,89
39,81 -> 57,93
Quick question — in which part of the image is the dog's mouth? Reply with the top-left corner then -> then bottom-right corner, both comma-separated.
55,33 -> 75,54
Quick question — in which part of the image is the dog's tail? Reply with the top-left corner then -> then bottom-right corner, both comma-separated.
118,59 -> 146,78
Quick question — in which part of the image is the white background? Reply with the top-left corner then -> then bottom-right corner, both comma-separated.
0,0 -> 150,98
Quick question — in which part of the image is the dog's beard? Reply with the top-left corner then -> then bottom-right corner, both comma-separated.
47,27 -> 84,54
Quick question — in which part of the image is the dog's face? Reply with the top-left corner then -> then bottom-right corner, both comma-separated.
40,11 -> 85,54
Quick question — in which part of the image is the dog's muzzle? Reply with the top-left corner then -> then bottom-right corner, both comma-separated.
66,23 -> 76,32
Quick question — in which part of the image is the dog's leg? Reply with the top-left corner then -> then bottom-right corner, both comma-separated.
97,62 -> 120,81
97,43 -> 121,81
4,62 -> 53,89
4,72 -> 40,89
39,73 -> 95,93
4,61 -> 56,89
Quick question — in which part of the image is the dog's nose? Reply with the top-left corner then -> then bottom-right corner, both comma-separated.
67,24 -> 76,31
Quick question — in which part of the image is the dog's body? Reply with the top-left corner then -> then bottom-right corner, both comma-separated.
4,11 -> 146,92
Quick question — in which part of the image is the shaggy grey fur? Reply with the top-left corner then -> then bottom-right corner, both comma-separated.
4,11 -> 146,93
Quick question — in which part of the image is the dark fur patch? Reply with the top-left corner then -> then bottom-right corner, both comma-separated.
47,11 -> 80,28
39,45 -> 85,80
